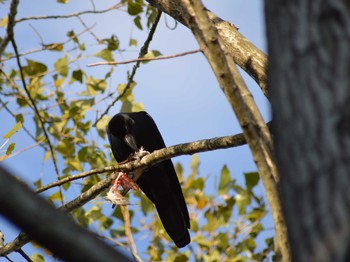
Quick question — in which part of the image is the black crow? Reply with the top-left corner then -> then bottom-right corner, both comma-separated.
107,111 -> 190,248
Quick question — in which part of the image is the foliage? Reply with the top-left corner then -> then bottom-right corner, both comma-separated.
0,0 -> 273,261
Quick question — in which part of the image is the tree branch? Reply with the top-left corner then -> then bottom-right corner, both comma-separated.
35,132 -> 247,193
15,3 -> 125,23
145,0 -> 268,97
87,49 -> 201,67
0,0 -> 19,58
1,131 -> 247,256
121,206 -> 142,262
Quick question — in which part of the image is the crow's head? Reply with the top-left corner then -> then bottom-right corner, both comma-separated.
108,113 -> 138,152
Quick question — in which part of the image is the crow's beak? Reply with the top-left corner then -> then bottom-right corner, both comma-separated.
124,133 -> 139,152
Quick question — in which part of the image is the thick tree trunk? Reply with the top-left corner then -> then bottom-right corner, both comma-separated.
266,0 -> 350,261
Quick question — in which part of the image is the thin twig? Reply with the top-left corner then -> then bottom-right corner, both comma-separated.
121,206 -> 142,262
15,3 -> 125,23
76,16 -> 103,44
93,10 -> 163,127
16,249 -> 33,262
0,25 -> 95,62
87,49 -> 201,67
0,139 -> 46,160
0,0 -> 19,58
11,38 -> 64,204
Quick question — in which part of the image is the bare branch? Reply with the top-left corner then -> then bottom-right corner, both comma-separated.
87,49 -> 201,67
15,3 -> 125,23
121,206 -> 142,262
93,10 -> 163,127
0,25 -> 94,63
0,0 -> 19,58
76,16 -> 102,44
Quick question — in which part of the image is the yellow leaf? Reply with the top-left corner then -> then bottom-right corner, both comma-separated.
49,191 -> 63,202
3,122 -> 22,139
44,151 -> 51,162
0,16 -> 8,27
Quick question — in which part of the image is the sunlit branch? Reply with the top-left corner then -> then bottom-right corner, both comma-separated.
121,206 -> 142,262
15,3 -> 125,23
87,49 -> 201,67
0,25 -> 95,63
36,132 -> 247,193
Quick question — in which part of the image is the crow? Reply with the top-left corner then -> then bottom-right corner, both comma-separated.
107,111 -> 190,248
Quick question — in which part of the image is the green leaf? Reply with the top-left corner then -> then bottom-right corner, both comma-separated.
218,165 -> 230,195
192,235 -> 211,248
190,154 -> 199,175
67,30 -> 79,43
104,35 -> 119,50
96,115 -> 111,138
57,0 -> 69,4
117,82 -> 135,101
129,38 -> 138,47
244,172 -> 260,191
49,191 -> 63,202
142,50 -> 162,64
175,162 -> 183,176
54,56 -> 69,77
94,48 -> 114,62
72,69 -> 83,83
31,253 -> 44,262
56,138 -> 75,157
128,0 -> 143,16
5,142 -> 15,155
244,237 -> 256,252
23,59 -> 47,76
191,177 -> 204,190
86,77 -> 107,93
67,158 -> 83,171
33,178 -> 42,188
139,191 -> 154,215
3,121 -> 22,139
134,16 -> 142,30
132,102 -> 144,112
15,114 -> 24,123
236,192 -> 251,215
85,206 -> 102,224
1,16 -> 8,27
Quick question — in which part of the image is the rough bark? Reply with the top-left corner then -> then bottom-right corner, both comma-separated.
146,0 -> 269,97
266,0 -> 350,261
178,0 -> 290,261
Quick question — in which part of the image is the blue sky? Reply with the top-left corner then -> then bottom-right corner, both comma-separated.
0,0 -> 270,260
